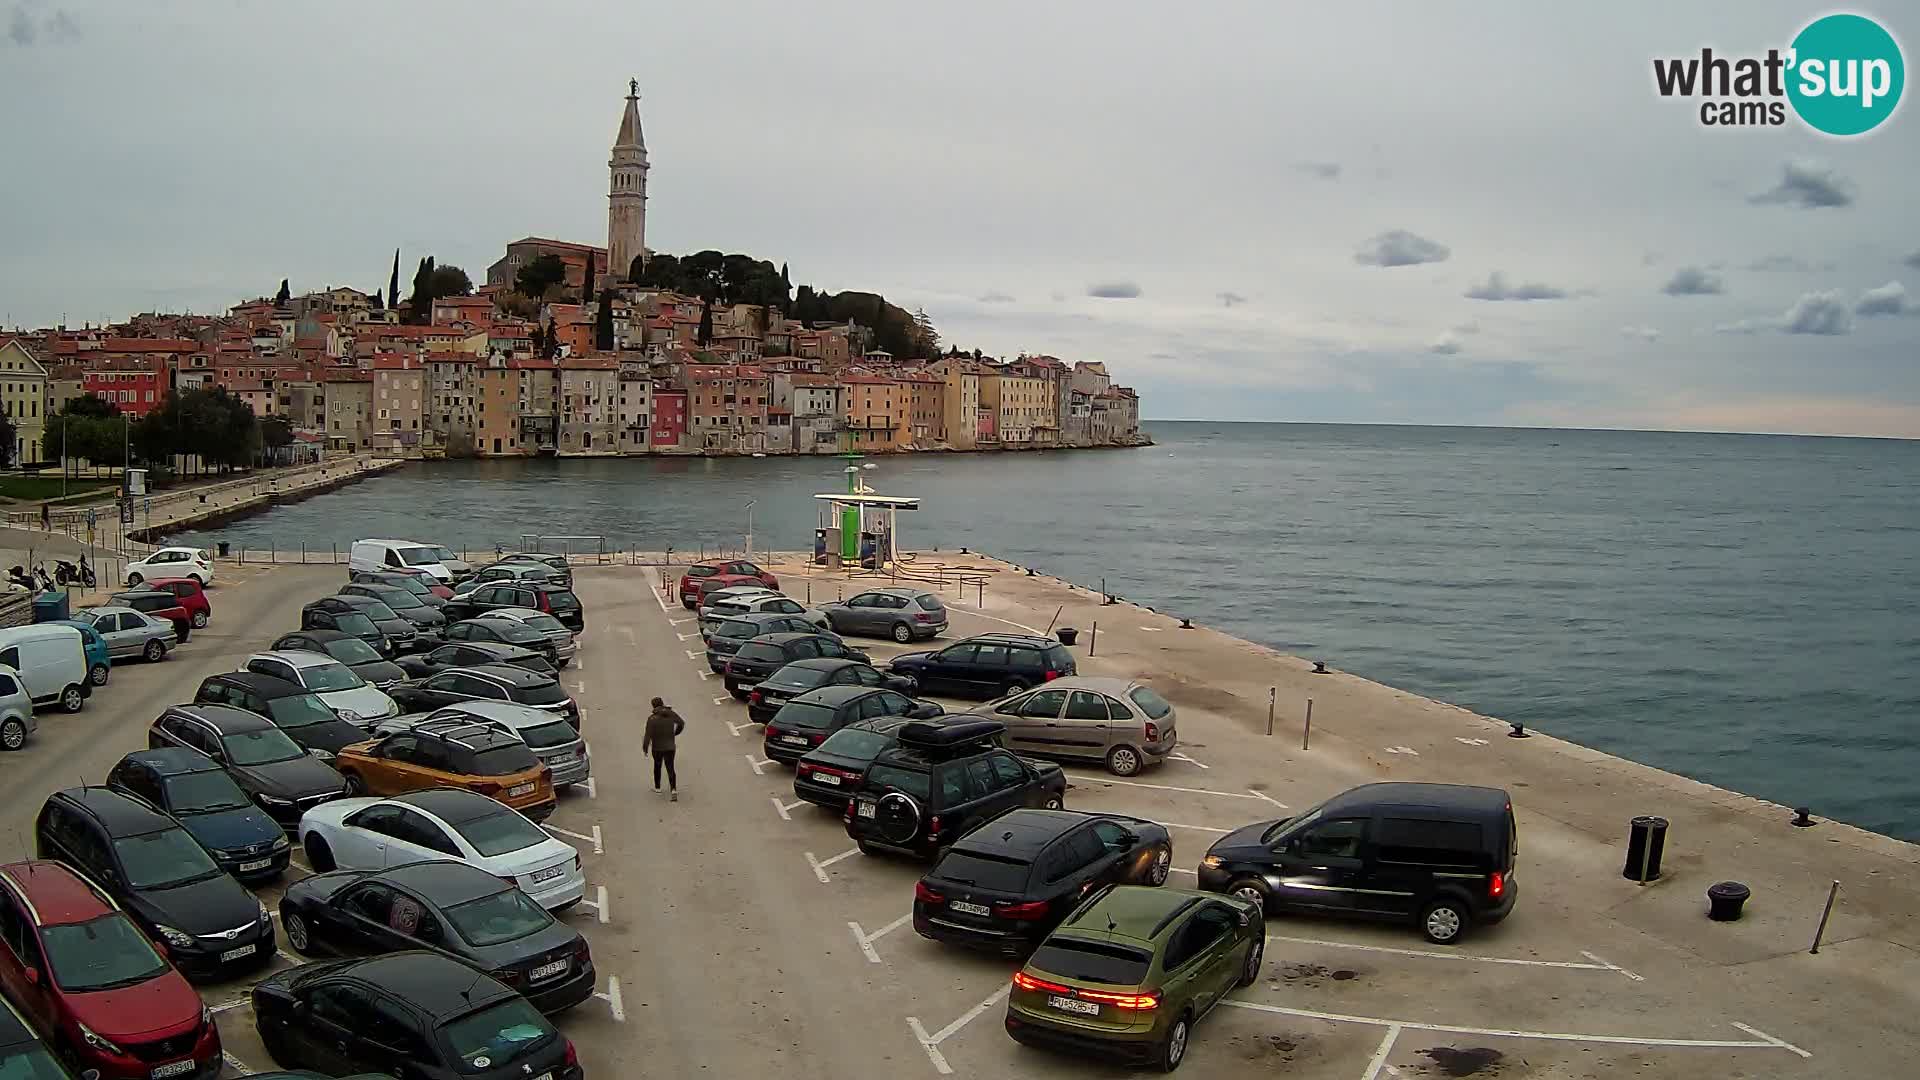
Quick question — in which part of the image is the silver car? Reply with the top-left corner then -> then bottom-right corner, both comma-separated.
0,663 -> 36,750
700,592 -> 826,639
819,587 -> 949,643
969,676 -> 1178,777
71,605 -> 174,662
475,607 -> 578,665
454,561 -> 563,596
376,699 -> 591,788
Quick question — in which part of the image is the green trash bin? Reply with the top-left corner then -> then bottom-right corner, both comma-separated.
31,590 -> 70,623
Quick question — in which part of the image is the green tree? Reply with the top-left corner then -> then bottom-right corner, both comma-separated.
275,279 -> 290,305
542,315 -> 559,359
427,264 -> 472,298
595,290 -> 615,351
495,290 -> 538,321
515,254 -> 567,299
260,416 -> 294,462
697,298 -> 713,346
0,411 -> 15,468
408,257 -> 434,323
388,248 -> 401,310
582,255 -> 596,304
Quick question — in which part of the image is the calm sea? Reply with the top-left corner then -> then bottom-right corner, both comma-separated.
178,423 -> 1920,840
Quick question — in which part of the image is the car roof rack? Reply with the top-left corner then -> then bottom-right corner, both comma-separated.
896,719 -> 1004,757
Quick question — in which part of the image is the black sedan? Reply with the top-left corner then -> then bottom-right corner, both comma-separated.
748,658 -> 918,724
913,808 -> 1173,955
147,704 -> 349,827
253,952 -> 582,1080
721,634 -> 878,699
396,641 -> 556,680
304,595 -> 415,654
763,685 -> 942,765
386,664 -> 580,728
272,628 -> 410,687
280,861 -> 595,1015
794,716 -> 936,809
106,748 -> 292,882
444,618 -> 561,665
196,672 -> 376,754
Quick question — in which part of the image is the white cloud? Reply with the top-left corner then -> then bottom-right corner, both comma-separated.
1465,271 -> 1569,301
1855,281 -> 1907,317
1782,290 -> 1853,335
1354,230 -> 1450,267
1661,266 -> 1723,296
1429,333 -> 1462,355
1087,281 -> 1140,299
1748,160 -> 1855,209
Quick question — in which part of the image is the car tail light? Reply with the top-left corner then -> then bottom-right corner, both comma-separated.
914,881 -> 945,904
1044,670 -> 1060,681
1012,970 -> 1069,994
843,797 -> 856,823
574,938 -> 592,960
1144,722 -> 1159,742
563,1039 -> 578,1068
927,814 -> 942,842
1489,870 -> 1505,899
1079,987 -> 1160,1010
915,612 -> 933,622
766,726 -> 785,740
810,733 -> 826,745
797,763 -> 812,776
995,900 -> 1051,920
491,967 -> 524,985
749,690 -> 762,704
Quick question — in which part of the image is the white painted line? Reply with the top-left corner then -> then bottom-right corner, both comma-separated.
620,625 -> 639,644
951,606 -> 1044,635
697,670 -> 712,680
210,997 -> 249,1015
223,1052 -> 250,1074
1139,626 -> 1165,632
909,983 -> 1013,1075
746,754 -> 772,776
581,884 -> 608,924
1361,1023 -> 1401,1080
1170,866 -> 1198,876
1169,751 -> 1210,769
1579,949 -> 1645,982
1384,1063 -> 1404,1077
1455,737 -> 1490,746
1249,788 -> 1288,808
849,912 -> 912,963
685,649 -> 701,661
1222,1000 -> 1810,1054
668,617 -> 692,626
1729,1022 -> 1812,1058
583,776 -> 597,799
286,854 -> 312,874
771,797 -> 807,820
678,632 -> 700,641
593,976 -> 627,1022
1267,934 -> 1621,973
727,719 -> 757,737
651,581 -> 671,613
1072,773 -> 1289,808
1385,745 -> 1419,756
907,1016 -> 952,1075
806,847 -> 858,883
543,823 -> 604,855
1161,821 -> 1230,833
716,696 -> 735,707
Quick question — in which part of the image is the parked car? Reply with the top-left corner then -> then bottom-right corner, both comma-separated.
396,700 -> 590,789
444,617 -> 563,666
395,641 -> 555,680
348,539 -> 456,585
350,568 -> 451,606
793,716 -> 996,810
678,558 -> 779,608
705,612 -> 830,671
705,592 -> 828,633
145,703 -> 350,826
845,720 -> 1066,860
242,651 -> 400,725
304,595 -> 417,654
50,618 -> 114,685
745,656 -> 909,722
0,665 -> 33,751
297,600 -> 393,655
278,860 -> 594,1013
110,588 -> 194,642
144,577 -> 212,629
337,593 -> 440,652
442,582 -> 583,634
193,672 -> 373,755
330,716 -> 557,822
453,562 -> 563,595
819,587 -> 949,643
1198,782 -> 1519,945
0,859 -> 224,1078
497,551 -> 572,586
106,747 -> 292,882
34,787 -> 276,981
694,584 -> 777,624
960,677 -> 1178,777
340,583 -> 448,638
123,546 -> 212,587
295,789 -> 582,910
1004,886 -> 1265,1071
67,604 -> 173,664
386,664 -> 580,728
471,609 -> 578,665
764,685 -> 943,765
0,624 -> 92,713
253,954 -> 583,1080
425,544 -> 472,581
271,629 -> 409,687
889,633 -> 1078,699
723,636 -> 877,699
914,809 -> 1173,955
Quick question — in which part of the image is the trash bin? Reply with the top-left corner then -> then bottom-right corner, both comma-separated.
31,590 -> 70,624
217,541 -> 231,558
1056,627 -> 1079,647
1622,815 -> 1669,881
1707,881 -> 1750,921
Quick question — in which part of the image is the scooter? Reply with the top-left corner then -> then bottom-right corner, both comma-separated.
33,565 -> 56,593
4,566 -> 35,593
53,556 -> 96,589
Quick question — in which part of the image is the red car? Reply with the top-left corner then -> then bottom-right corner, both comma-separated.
678,559 -> 779,609
0,860 -> 221,1080
145,578 -> 212,629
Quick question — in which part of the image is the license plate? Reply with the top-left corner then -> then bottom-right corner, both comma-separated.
238,858 -> 273,872
530,864 -> 565,883
857,801 -> 876,819
220,944 -> 256,962
780,735 -> 807,746
1048,995 -> 1100,1016
528,1074 -> 553,1080
151,1061 -> 197,1079
529,959 -> 568,980
950,900 -> 990,916
812,773 -> 841,786
548,753 -> 575,765
508,782 -> 536,796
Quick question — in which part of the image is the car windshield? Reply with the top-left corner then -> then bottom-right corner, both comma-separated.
470,744 -> 539,775
266,691 -> 340,730
520,720 -> 578,750
300,661 -> 366,692
716,621 -> 757,640
773,702 -> 836,730
396,546 -> 441,568
334,611 -> 380,636
377,589 -> 427,610
514,681 -> 567,707
544,590 -> 580,613
1129,686 -> 1173,720
816,728 -> 892,761
326,637 -> 384,664
0,1044 -> 70,1078
112,829 -> 222,889
1265,806 -> 1324,844
42,915 -> 169,992
455,808 -> 549,857
494,623 -> 544,645
433,546 -> 459,563
735,643 -> 784,663
1030,939 -> 1154,985
769,667 -> 831,691
687,565 -> 718,578
866,764 -> 931,801
356,600 -> 402,621
915,594 -> 945,611
388,575 -> 434,596
444,888 -> 554,947
221,727 -> 306,765
442,997 -> 554,1073
936,850 -> 1033,890
160,771 -> 251,813
520,614 -> 565,634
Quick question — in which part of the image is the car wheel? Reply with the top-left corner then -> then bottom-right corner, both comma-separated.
143,639 -> 166,662
1106,745 -> 1143,777
1422,898 -> 1471,944
1146,845 -> 1171,886
88,663 -> 110,686
1157,1014 -> 1190,1072
1042,793 -> 1064,811
1002,678 -> 1031,696
891,622 -> 913,643
193,571 -> 208,586
190,611 -> 209,629
283,911 -> 313,954
0,718 -> 25,751
305,835 -> 336,872
340,771 -> 365,796
1228,877 -> 1271,911
1237,931 -> 1266,987
126,571 -> 143,586
59,685 -> 84,713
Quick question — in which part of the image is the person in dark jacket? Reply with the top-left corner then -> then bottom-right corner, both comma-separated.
643,696 -> 686,800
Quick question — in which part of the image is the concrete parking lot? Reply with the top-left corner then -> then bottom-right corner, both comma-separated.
0,561 -> 1909,1077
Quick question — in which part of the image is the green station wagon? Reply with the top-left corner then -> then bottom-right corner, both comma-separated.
1005,885 -> 1264,1071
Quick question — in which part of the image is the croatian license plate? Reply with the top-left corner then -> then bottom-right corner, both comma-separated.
220,944 -> 257,962
531,864 -> 565,883
151,1061 -> 197,1079
530,959 -> 568,980
239,858 -> 273,872
527,1073 -> 553,1080
780,735 -> 807,746
549,753 -> 575,765
950,900 -> 990,916
509,782 -> 536,796
857,801 -> 877,819
1048,995 -> 1100,1016
812,773 -> 841,786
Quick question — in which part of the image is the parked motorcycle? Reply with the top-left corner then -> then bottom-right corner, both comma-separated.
5,566 -> 35,593
53,556 -> 96,589
32,565 -> 56,593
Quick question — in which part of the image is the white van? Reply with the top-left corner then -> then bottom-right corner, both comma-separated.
349,539 -> 455,584
0,624 -> 93,713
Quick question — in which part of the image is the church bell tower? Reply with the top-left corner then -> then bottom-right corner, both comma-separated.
607,79 -> 650,283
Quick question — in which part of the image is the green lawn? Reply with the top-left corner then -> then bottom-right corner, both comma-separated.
0,475 -> 120,501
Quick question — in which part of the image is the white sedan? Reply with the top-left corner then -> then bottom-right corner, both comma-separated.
124,546 -> 214,586
296,788 -> 585,910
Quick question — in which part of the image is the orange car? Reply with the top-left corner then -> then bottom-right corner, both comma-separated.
334,715 -> 556,821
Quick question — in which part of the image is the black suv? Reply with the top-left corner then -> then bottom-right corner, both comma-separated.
396,640 -> 556,680
444,617 -> 562,665
721,633 -> 872,698
271,628 -> 410,687
888,633 -> 1077,699
302,596 -> 410,654
107,747 -> 293,883
914,809 -> 1174,955
340,582 -> 448,636
148,702 -> 350,826
36,787 -> 276,980
442,582 -> 584,633
763,685 -> 942,765
844,720 -> 1068,860
1198,782 -> 1519,944
194,672 -> 371,754
387,663 -> 580,728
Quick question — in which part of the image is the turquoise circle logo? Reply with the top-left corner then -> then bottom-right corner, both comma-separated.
1787,14 -> 1905,135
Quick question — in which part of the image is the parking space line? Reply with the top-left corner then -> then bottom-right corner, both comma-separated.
1222,1000 -> 1809,1055
210,997 -> 249,1016
746,754 -> 773,776
697,670 -> 713,680
667,617 -> 692,626
651,582 -> 671,613
678,632 -> 700,641
806,848 -> 858,883
727,719 -> 757,737
1170,752 -> 1209,769
850,912 -> 913,963
223,1051 -> 250,1074
1266,934 -> 1633,976
715,696 -> 735,707
1161,821 -> 1230,833
1361,1023 -> 1401,1080
582,777 -> 597,799
1579,949 -> 1645,981
1170,867 -> 1198,876
908,984 -> 1012,1076
574,884 -> 609,924
771,796 -> 808,820
543,823 -> 604,855
685,649 -> 702,661
594,976 -> 626,1022
1070,774 -> 1286,807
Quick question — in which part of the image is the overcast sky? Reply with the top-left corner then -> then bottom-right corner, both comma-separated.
3,1 -> 1916,435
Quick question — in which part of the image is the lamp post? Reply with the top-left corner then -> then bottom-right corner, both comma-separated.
744,499 -> 756,561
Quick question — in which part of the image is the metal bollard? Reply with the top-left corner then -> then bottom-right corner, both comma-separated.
1809,881 -> 1840,953
1089,621 -> 1097,656
1302,696 -> 1312,750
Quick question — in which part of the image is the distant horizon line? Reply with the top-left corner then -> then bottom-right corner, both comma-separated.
1138,418 -> 1920,443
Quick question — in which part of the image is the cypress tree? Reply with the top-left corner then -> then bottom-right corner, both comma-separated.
388,249 -> 400,310
275,279 -> 290,305
583,256 -> 596,303
697,298 -> 713,346
595,290 -> 615,351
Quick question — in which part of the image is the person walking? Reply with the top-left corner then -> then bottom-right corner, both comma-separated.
643,696 -> 685,801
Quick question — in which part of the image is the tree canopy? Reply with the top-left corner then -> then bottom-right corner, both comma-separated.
631,251 -> 790,308
515,254 -> 568,300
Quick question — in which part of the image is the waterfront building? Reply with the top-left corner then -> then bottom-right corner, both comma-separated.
321,370 -> 373,452
370,354 -> 426,454
516,357 -> 559,453
649,387 -> 688,450
474,357 -> 523,457
841,373 -> 907,451
790,375 -> 843,454
0,338 -> 49,465
683,364 -> 770,452
558,354 -> 620,454
617,366 -> 651,454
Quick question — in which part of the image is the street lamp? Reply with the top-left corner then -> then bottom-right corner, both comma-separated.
744,499 -> 756,561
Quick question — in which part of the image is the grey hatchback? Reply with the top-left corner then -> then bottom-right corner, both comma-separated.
966,677 -> 1178,777
819,587 -> 949,643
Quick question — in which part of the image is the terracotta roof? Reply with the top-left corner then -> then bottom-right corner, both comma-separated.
99,338 -> 196,352
319,369 -> 372,384
507,237 -> 608,256
788,374 -> 841,387
559,354 -> 618,370
839,374 -> 900,386
372,356 -> 420,371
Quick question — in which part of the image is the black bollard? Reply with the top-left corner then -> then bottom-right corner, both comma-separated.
1508,721 -> 1529,738
1792,807 -> 1816,828
1707,881 -> 1750,921
1312,661 -> 1328,674
1623,816 -> 1669,882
